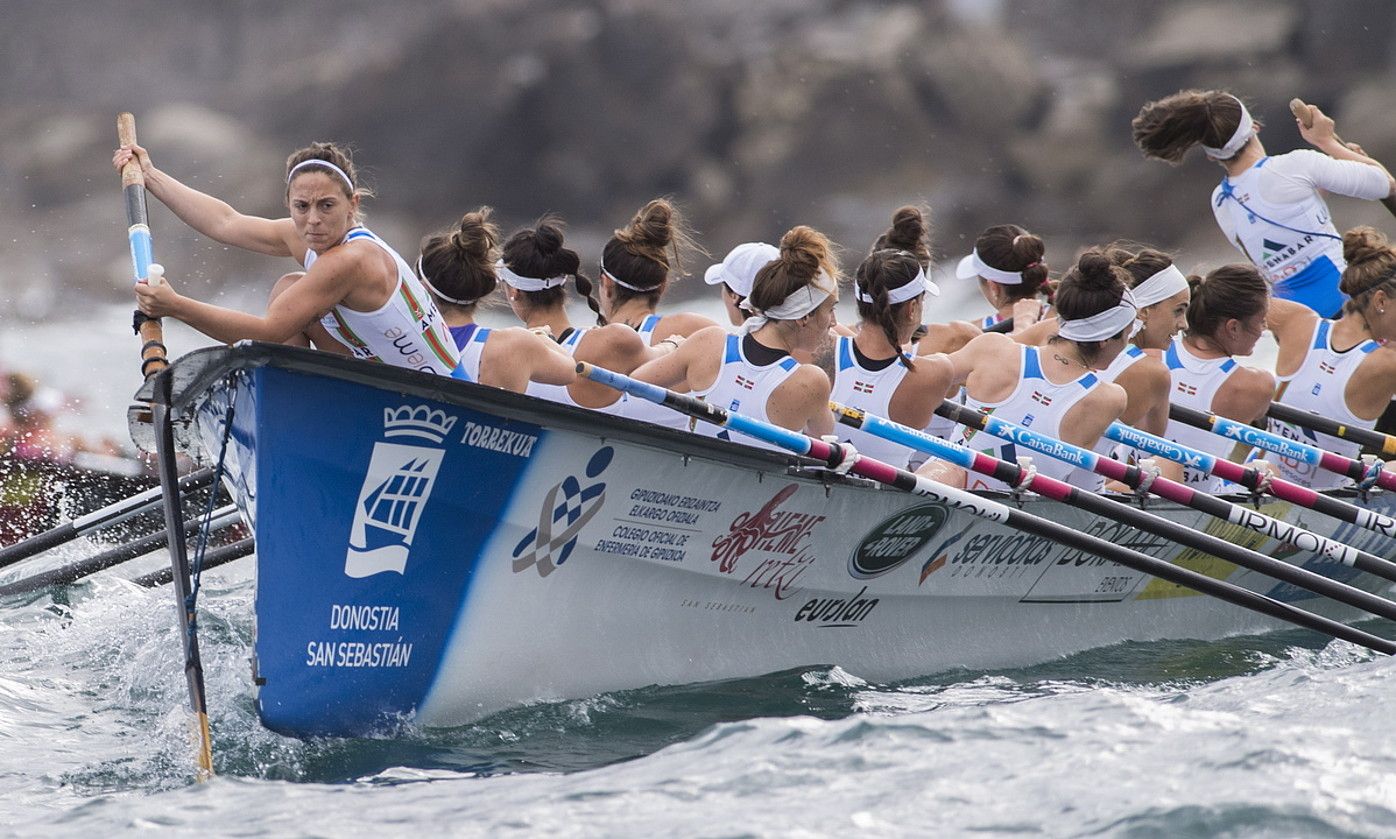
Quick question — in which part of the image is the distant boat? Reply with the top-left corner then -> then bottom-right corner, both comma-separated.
0,444 -> 151,548
158,343 -> 1394,739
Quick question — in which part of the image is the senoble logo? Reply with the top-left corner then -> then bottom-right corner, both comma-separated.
848,502 -> 950,579
344,405 -> 457,578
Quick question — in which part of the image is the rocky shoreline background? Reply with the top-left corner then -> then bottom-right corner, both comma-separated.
3,0 -> 1394,318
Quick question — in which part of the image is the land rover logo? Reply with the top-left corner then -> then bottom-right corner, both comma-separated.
848,503 -> 951,579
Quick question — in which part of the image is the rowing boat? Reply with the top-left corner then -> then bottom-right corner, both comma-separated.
145,342 -> 1396,739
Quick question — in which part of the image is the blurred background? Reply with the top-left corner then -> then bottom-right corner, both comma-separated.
1,0 -> 1394,440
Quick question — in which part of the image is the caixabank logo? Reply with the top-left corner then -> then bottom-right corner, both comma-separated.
847,502 -> 951,579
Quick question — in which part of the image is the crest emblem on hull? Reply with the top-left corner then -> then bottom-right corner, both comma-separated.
344,405 -> 457,578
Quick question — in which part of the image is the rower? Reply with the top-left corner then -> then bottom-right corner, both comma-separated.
1161,264 -> 1276,492
631,226 -> 840,448
955,224 -> 1054,334
830,243 -> 953,470
116,141 -> 460,375
928,251 -> 1131,491
413,209 -> 576,393
1133,90 -> 1396,318
704,242 -> 779,328
496,215 -> 677,412
1263,226 -> 1396,489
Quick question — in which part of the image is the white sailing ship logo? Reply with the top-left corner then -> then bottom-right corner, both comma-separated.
344,405 -> 457,578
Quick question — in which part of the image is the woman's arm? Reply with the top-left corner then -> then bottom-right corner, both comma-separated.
114,143 -> 298,257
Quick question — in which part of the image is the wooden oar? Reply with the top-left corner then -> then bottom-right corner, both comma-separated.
576,363 -> 1395,655
0,468 -> 215,567
833,402 -> 1396,624
1168,403 -> 1396,492
1105,419 -> 1396,539
133,538 -> 254,588
1290,98 -> 1396,218
938,400 -> 1396,584
1267,401 -> 1396,458
116,113 -> 168,381
0,506 -> 239,598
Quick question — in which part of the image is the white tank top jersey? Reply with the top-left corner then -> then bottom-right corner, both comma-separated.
692,333 -> 801,452
829,335 -> 916,469
306,227 -> 461,375
618,315 -> 691,431
1212,152 -> 1390,316
524,327 -> 627,414
450,324 -> 491,383
948,345 -> 1105,493
1264,319 -> 1379,490
1162,338 -> 1244,494
1096,344 -> 1149,467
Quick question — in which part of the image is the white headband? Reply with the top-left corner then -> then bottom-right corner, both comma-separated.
600,256 -> 657,292
1200,96 -> 1255,159
1131,264 -> 1189,309
416,254 -> 477,306
854,265 -> 939,305
1057,290 -> 1138,343
496,259 -> 569,292
287,158 -> 355,194
958,248 -> 1028,285
739,272 -> 835,335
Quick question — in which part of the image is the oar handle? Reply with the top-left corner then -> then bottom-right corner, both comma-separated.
116,112 -> 168,381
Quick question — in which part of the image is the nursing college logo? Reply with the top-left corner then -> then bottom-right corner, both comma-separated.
345,405 -> 457,578
512,447 -> 614,577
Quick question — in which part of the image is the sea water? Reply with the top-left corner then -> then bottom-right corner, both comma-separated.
2,301 -> 1368,838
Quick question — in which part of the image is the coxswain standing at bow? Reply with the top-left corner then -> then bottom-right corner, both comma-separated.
1133,90 -> 1396,318
1263,227 -> 1396,489
497,215 -> 678,414
927,252 -> 1131,491
114,141 -> 460,375
412,208 -> 575,393
631,226 -> 839,448
1162,265 -> 1276,493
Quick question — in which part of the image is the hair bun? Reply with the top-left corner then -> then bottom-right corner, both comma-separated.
532,214 -> 566,256
1343,225 -> 1390,266
450,207 -> 499,263
615,198 -> 675,253
1074,251 -> 1120,291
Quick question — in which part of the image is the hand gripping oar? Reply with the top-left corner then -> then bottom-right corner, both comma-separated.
0,505 -> 239,598
133,537 -> 254,588
1290,98 -> 1396,219
1267,400 -> 1396,459
1168,403 -> 1396,493
938,401 -> 1396,585
0,468 -> 215,567
1105,419 -> 1396,540
116,113 -> 168,381
832,402 -> 1396,624
575,363 -> 1396,655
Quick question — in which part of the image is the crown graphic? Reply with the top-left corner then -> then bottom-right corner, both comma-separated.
383,404 -> 458,444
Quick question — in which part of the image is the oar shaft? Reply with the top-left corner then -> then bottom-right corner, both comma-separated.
579,364 -> 1396,656
836,405 -> 1396,624
1267,401 -> 1396,458
1169,403 -> 1396,492
1106,421 -> 1396,539
117,112 -> 167,381
938,401 -> 1396,585
0,468 -> 216,568
134,538 -> 254,588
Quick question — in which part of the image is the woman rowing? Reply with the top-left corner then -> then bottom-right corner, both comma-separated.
599,198 -> 718,342
1133,90 -> 1396,317
631,226 -> 839,448
830,216 -> 954,470
927,251 -> 1132,491
704,241 -> 780,328
114,141 -> 459,375
497,215 -> 677,414
1161,265 -> 1275,492
955,224 -> 1053,334
1263,227 -> 1396,489
413,208 -> 576,393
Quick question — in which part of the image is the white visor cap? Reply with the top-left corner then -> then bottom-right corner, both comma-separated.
704,242 -> 780,298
